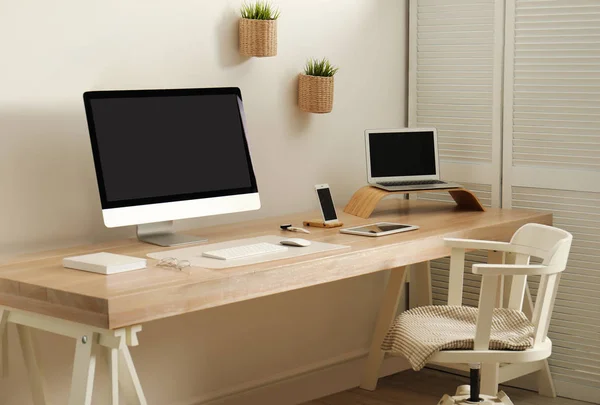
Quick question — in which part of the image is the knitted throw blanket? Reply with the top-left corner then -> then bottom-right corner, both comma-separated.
381,305 -> 534,370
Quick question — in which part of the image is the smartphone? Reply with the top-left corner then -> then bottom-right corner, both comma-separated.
315,184 -> 339,225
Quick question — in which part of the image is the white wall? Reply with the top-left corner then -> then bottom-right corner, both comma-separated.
0,1 -> 408,403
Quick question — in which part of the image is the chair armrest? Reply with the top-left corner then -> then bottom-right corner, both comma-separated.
444,238 -> 512,252
472,263 -> 559,276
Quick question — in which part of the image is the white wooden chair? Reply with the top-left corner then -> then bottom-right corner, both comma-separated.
365,223 -> 573,404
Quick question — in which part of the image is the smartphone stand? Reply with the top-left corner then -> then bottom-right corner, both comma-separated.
303,220 -> 344,228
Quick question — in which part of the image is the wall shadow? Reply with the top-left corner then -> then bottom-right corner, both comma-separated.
0,106 -> 132,255
216,8 -> 250,68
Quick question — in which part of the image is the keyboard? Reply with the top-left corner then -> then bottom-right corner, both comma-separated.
378,180 -> 447,187
202,242 -> 288,260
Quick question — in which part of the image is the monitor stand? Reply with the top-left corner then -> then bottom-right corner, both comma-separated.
136,221 -> 207,247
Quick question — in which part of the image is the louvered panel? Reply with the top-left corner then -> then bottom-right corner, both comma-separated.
512,186 -> 600,396
431,253 -> 487,308
553,341 -> 600,359
510,0 -> 600,171
416,182 -> 492,206
418,184 -> 492,307
414,0 -> 496,164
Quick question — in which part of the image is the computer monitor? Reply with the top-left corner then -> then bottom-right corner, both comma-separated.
83,87 -> 261,247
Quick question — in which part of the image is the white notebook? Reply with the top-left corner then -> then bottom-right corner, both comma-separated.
63,252 -> 146,275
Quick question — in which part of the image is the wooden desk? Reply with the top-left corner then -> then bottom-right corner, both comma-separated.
0,200 -> 551,405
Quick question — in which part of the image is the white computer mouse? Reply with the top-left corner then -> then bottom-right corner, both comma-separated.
280,238 -> 312,247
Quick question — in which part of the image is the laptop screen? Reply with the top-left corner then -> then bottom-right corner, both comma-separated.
369,131 -> 437,177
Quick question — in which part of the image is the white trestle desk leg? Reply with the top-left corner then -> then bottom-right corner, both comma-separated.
0,309 -> 9,378
118,343 -> 148,405
409,261 -> 432,309
68,332 -> 99,405
361,266 -> 408,391
1,305 -> 146,405
108,347 -> 120,405
16,324 -> 47,405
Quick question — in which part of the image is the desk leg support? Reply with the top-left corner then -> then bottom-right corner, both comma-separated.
116,336 -> 148,405
0,305 -> 147,405
0,309 -> 9,378
16,325 -> 47,405
104,333 -> 147,405
68,332 -> 99,405
360,266 -> 408,391
108,347 -> 120,405
409,261 -> 432,309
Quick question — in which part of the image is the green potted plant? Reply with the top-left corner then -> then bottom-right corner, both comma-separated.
239,1 -> 280,57
298,58 -> 339,113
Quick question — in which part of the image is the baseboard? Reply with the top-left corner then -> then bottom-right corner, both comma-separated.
172,350 -> 411,405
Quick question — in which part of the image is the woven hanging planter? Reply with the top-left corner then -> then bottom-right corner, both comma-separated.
298,74 -> 334,113
239,18 -> 277,57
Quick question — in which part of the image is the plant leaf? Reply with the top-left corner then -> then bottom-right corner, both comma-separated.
303,57 -> 338,77
240,1 -> 280,20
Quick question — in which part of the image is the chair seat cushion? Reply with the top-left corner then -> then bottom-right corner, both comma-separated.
381,305 -> 534,370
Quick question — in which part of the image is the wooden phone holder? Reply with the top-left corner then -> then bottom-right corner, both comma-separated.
344,186 -> 485,219
303,219 -> 344,228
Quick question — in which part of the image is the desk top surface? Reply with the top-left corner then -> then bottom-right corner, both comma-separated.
0,200 -> 551,329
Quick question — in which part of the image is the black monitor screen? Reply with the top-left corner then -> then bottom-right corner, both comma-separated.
369,131 -> 437,177
84,88 -> 258,209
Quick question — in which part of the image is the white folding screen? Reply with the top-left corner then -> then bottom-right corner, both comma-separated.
503,1 -> 600,402
410,0 -> 600,401
408,0 -> 504,207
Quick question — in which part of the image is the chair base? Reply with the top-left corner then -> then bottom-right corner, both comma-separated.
438,386 -> 514,405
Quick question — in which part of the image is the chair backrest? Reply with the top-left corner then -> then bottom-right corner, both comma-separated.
508,223 -> 572,345
510,223 -> 572,267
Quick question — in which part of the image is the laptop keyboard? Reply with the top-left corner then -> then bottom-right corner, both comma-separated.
378,180 -> 447,187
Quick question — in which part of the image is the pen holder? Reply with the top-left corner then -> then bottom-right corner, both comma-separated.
303,219 -> 343,228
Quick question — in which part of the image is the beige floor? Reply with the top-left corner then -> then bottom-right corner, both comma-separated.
303,369 -> 593,405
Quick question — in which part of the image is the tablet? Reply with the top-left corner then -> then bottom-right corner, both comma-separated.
340,222 -> 419,237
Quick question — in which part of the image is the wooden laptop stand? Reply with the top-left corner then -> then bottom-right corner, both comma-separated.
344,186 -> 485,218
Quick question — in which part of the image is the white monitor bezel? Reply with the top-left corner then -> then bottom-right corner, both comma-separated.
365,128 -> 440,183
102,193 -> 260,228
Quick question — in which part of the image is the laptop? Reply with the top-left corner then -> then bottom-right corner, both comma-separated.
365,128 -> 461,192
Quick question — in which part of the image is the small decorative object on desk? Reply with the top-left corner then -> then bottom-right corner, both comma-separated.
156,257 -> 191,274
63,252 -> 146,275
239,1 -> 280,57
298,58 -> 338,113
